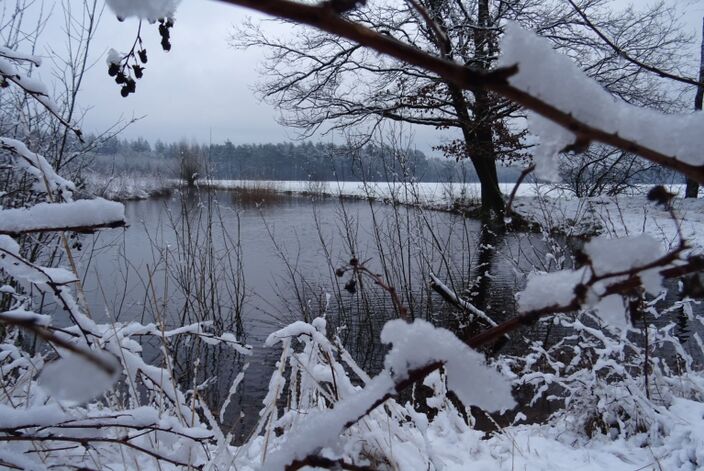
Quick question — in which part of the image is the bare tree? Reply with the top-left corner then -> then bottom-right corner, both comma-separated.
177,141 -> 204,186
558,146 -> 661,197
232,0 -> 693,215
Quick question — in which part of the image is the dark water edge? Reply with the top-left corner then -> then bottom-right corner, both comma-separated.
65,189 -> 702,441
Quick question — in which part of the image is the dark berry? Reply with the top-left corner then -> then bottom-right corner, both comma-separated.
647,185 -> 675,207
344,279 -> 357,294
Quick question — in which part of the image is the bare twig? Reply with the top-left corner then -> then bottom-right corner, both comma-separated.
567,0 -> 703,88
0,434 -> 203,469
505,164 -> 535,216
337,258 -> 411,321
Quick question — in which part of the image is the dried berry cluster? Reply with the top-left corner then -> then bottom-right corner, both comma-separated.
107,18 -> 174,97
107,33 -> 147,98
68,233 -> 83,252
335,257 -> 359,293
108,53 -> 143,97
158,18 -> 174,51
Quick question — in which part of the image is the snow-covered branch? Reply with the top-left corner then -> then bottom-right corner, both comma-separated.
262,318 -> 513,469
0,35 -> 240,470
469,241 -> 704,348
429,272 -> 500,327
0,55 -> 83,140
0,199 -> 126,236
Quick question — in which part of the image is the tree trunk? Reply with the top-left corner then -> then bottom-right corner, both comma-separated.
426,0 -> 505,218
472,88 -> 505,217
447,84 -> 505,218
453,0 -> 504,218
685,17 -> 704,198
472,0 -> 504,218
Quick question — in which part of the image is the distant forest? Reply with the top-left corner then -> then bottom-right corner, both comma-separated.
89,137 -> 524,182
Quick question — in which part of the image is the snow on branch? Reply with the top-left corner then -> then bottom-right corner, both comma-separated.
0,60 -> 83,140
262,319 -> 514,470
0,199 -> 126,236
0,235 -> 78,286
429,272 -> 501,328
105,0 -> 181,21
0,137 -> 76,197
442,237 -> 701,352
0,311 -> 116,375
498,22 -> 704,180
0,46 -> 42,66
381,319 -> 514,411
517,234 -> 668,316
120,320 -> 252,355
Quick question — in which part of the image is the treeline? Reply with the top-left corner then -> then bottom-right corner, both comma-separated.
89,137 -> 524,182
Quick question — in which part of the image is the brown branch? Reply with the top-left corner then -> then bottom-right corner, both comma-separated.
505,164 -> 535,216
357,265 -> 410,321
338,258 -> 411,321
467,253 -> 704,348
217,0 -> 704,184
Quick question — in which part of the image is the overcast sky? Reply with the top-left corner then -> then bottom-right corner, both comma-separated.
29,0 -> 704,155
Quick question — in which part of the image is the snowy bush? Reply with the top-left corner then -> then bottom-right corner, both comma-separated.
0,24 -> 252,469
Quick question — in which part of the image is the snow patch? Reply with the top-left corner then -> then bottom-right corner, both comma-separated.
381,319 -> 515,411
106,0 -> 180,20
499,23 -> 704,175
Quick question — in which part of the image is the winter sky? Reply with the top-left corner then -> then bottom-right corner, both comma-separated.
29,0 -> 704,154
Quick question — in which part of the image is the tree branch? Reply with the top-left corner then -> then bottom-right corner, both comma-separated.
566,0 -> 703,88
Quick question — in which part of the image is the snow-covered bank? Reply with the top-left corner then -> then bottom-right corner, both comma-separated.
205,179 -> 704,247
512,193 -> 704,248
205,179 -> 529,203
84,173 -> 175,200
94,176 -> 704,247
224,314 -> 704,471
